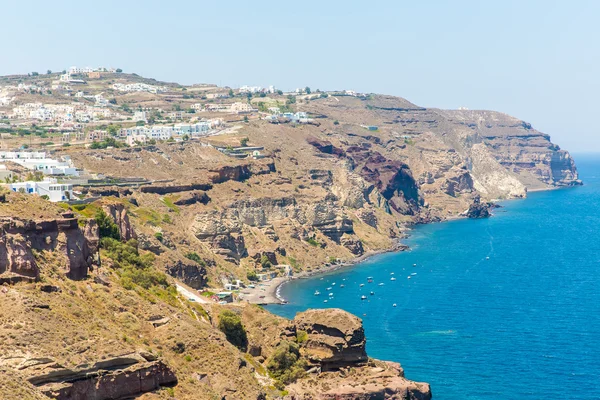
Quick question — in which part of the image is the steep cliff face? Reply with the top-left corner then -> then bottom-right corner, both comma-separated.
190,196 -> 366,261
0,217 -> 98,282
291,309 -> 368,371
208,161 -> 276,184
102,203 -> 136,241
436,109 -> 581,189
279,309 -> 432,400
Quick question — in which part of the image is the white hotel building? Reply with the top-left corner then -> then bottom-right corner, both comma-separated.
6,179 -> 74,202
0,152 -> 79,176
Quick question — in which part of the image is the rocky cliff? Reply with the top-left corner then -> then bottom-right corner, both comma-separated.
0,86 -> 583,399
280,309 -> 432,400
0,216 -> 98,282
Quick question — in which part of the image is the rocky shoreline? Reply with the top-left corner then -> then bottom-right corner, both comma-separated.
250,240 -> 409,305
260,193 -> 530,305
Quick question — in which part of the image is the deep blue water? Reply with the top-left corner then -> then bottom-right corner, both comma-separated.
267,154 -> 600,399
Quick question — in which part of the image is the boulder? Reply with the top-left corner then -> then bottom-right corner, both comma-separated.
166,260 -> 208,289
172,191 -> 210,206
293,309 -> 367,371
466,196 -> 491,219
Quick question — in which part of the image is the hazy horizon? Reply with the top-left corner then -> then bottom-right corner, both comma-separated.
2,0 -> 598,152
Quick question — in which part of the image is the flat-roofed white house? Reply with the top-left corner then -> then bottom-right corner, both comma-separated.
0,152 -> 79,176
6,179 -> 74,202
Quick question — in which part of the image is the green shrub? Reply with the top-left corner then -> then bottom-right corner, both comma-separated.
218,310 -> 248,351
184,252 -> 204,264
100,238 -> 169,290
267,341 -> 307,388
247,270 -> 258,281
95,209 -> 120,241
306,238 -> 319,247
296,330 -> 308,344
154,232 -> 163,241
260,255 -> 273,269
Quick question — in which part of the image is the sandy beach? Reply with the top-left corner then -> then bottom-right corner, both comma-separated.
241,242 -> 408,305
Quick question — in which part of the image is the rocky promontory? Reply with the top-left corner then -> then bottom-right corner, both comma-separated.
280,309 -> 432,400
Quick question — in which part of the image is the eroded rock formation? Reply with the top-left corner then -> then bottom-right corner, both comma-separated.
0,217 -> 98,282
280,309 -> 432,399
102,203 -> 136,241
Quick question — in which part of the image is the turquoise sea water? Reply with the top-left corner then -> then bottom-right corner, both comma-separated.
267,155 -> 600,399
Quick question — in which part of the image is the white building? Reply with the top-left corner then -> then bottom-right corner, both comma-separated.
5,178 -> 74,202
133,111 -> 147,122
126,134 -> 148,146
229,102 -> 255,114
113,83 -> 167,94
0,152 -> 79,176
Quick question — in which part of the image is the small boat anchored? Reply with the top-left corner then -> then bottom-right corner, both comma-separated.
361,295 -> 367,300
367,277 -> 374,283
314,290 -> 320,296
390,277 -> 397,281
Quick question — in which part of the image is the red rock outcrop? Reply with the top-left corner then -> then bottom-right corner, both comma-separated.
17,353 -> 177,400
208,161 -> 276,184
0,217 -> 98,281
282,309 -> 432,399
102,203 -> 136,241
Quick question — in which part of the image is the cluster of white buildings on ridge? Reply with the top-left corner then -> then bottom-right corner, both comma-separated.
68,66 -> 117,74
0,151 -> 79,176
238,85 -> 276,94
10,102 -> 115,125
200,102 -> 256,114
113,83 -> 167,94
120,119 -> 223,145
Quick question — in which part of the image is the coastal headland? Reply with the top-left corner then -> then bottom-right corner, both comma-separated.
0,70 -> 581,399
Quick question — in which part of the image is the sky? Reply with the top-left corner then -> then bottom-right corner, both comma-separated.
1,0 -> 598,152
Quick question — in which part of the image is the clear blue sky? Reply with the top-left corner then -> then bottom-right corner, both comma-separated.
2,0 -> 598,152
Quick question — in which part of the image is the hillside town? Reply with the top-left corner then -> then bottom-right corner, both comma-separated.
0,66 -> 368,207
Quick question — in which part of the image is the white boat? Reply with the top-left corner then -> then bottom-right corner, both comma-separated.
393,303 -> 397,307
411,273 -> 417,276
378,283 -> 384,286
361,295 -> 367,300
407,276 -> 411,279
486,256 -> 490,260
324,300 -> 328,303
340,284 -> 345,288
314,291 -> 320,296
391,277 -> 397,281
332,282 -> 336,286
329,292 -> 334,297
360,283 -> 365,287
370,291 -> 374,295
326,287 -> 332,291
367,277 -> 374,283
413,263 -> 417,267
390,272 -> 395,275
